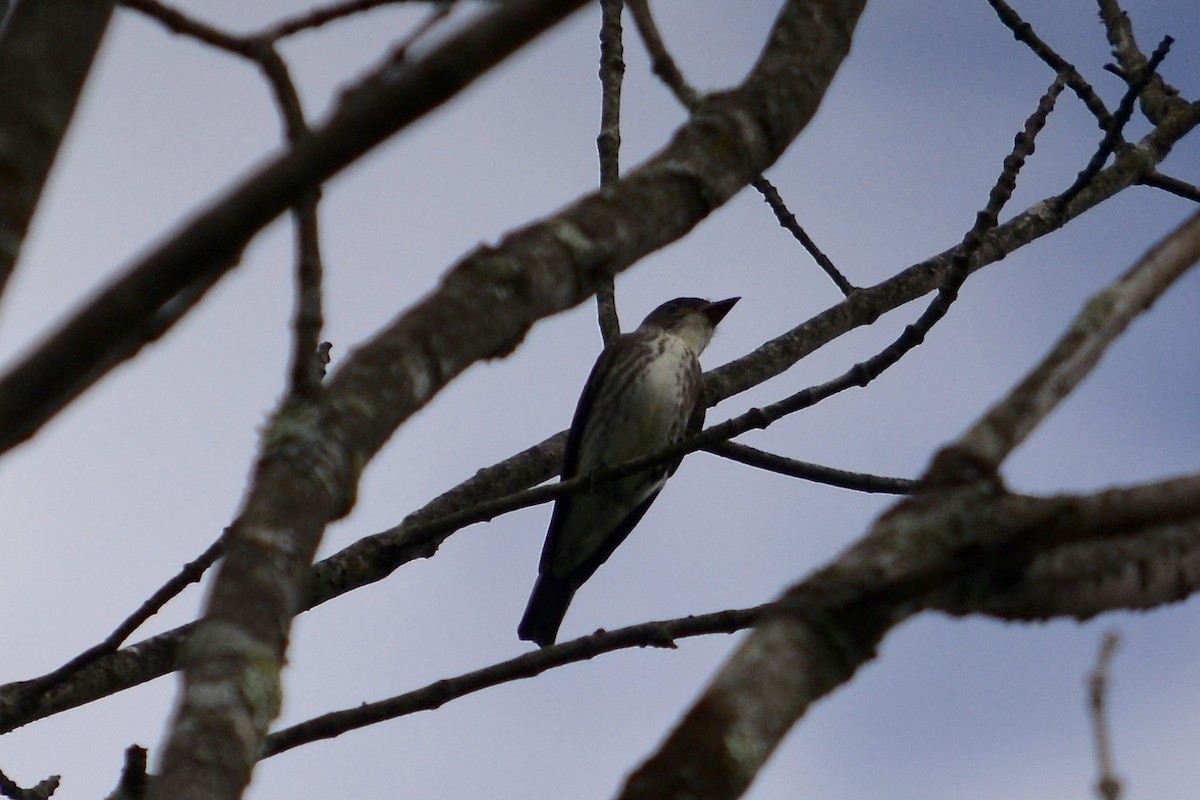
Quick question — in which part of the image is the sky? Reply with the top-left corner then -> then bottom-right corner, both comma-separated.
0,1 -> 1198,798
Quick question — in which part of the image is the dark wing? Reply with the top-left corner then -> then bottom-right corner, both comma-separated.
536,337 -> 625,574
558,338 -> 622,482
560,483 -> 664,587
563,357 -> 697,581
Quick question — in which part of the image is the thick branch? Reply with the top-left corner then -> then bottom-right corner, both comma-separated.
616,216 -> 1200,799
943,209 -> 1200,474
0,0 -> 116,298
148,3 -> 869,799
616,469 -> 1200,800
0,0 -> 1196,742
264,476 -> 1200,762
0,0 -> 590,456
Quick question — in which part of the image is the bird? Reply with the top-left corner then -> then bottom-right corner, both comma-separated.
517,296 -> 739,647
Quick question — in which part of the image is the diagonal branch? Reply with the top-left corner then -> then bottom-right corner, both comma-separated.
0,0 -> 116,299
1056,36 -> 1173,213
941,209 -> 1200,476
2,83 -> 1195,738
628,0 -> 853,294
985,0 -> 1113,131
0,0 -> 591,456
147,3 -> 870,799
262,474 -> 1200,765
1,0 -> 1197,744
0,98 -> 1192,739
614,214 -> 1200,800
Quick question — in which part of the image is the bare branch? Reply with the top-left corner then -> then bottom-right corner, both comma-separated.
630,0 -> 854,295
7,536 -> 223,717
119,0 -> 250,54
702,441 -> 914,494
265,475 -> 1197,765
261,604 -> 766,758
1089,632 -> 1123,800
1096,0 -> 1188,124
698,75 -> 1066,458
1140,170 -> 1200,203
1057,36 -> 1173,212
0,0 -> 116,298
944,209 -> 1200,475
0,2 -> 1195,749
257,0 -> 414,42
0,100 -> 1190,737
595,0 -> 624,343
0,0 -> 591,456
148,4 -> 869,799
253,46 -> 328,399
627,0 -> 701,110
0,767 -> 59,800
616,468 -> 1200,800
616,208 -> 1200,799
986,0 -> 1113,130
752,176 -> 855,294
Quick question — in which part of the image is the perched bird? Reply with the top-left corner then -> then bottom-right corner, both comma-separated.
518,296 -> 739,647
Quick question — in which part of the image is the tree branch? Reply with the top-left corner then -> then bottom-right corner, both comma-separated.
614,213 -> 1200,799
702,441 -> 914,494
941,209 -> 1200,476
0,0 -> 116,298
0,0 -> 1195,746
147,3 -> 870,799
1088,632 -> 1123,800
594,0 -> 625,343
0,0 -> 591,456
985,0 -> 1113,131
262,474 -> 1200,766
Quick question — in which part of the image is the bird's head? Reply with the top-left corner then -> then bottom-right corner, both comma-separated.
638,296 -> 739,354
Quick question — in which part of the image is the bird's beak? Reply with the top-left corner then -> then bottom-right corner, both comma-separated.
703,297 -> 740,325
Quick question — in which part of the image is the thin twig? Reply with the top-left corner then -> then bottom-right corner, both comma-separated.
1057,36 -> 1173,213
121,4 -> 333,398
693,75 -> 1067,473
1139,171 -> 1200,203
262,603 -> 768,757
9,536 -> 224,713
948,208 -> 1200,475
119,0 -> 253,54
753,176 -> 855,294
627,0 -> 700,109
594,0 -> 624,343
1088,631 -> 1123,800
630,0 -> 851,294
986,0 -> 1113,131
250,45 -> 331,398
256,0 -> 414,42
703,441 -> 915,494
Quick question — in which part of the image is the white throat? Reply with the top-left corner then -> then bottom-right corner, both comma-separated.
670,314 -> 715,355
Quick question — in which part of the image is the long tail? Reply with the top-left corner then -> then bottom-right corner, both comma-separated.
517,573 -> 576,648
